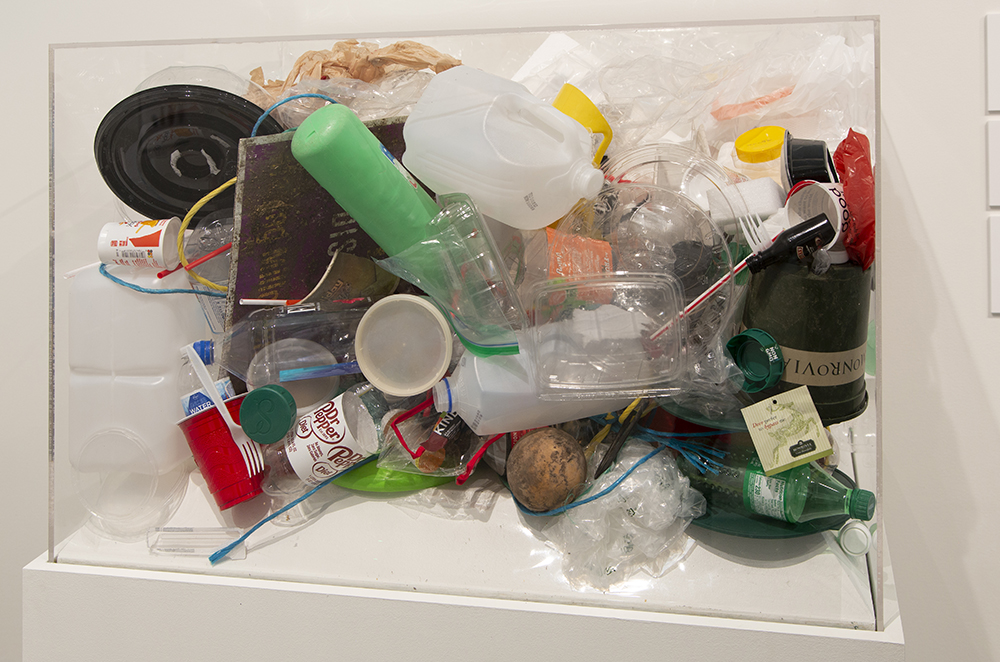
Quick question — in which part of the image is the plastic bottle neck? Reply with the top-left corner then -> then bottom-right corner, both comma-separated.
572,160 -> 605,200
431,378 -> 455,413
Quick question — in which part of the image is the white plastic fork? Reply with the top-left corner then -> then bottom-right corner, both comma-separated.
738,211 -> 772,252
184,343 -> 265,478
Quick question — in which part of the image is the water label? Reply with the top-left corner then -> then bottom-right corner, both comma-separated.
743,462 -> 788,521
285,393 -> 368,486
181,379 -> 237,417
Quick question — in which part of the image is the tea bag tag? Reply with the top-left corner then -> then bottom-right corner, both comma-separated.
741,385 -> 832,475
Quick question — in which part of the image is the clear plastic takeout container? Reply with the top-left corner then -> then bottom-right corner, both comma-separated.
526,272 -> 688,400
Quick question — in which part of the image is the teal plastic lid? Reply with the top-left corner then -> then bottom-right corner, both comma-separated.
239,384 -> 297,444
849,489 -> 876,521
725,328 -> 783,393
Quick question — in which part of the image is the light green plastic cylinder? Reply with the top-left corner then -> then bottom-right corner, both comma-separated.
290,103 -> 441,256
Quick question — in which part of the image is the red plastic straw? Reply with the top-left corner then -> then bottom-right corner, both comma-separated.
157,241 -> 233,279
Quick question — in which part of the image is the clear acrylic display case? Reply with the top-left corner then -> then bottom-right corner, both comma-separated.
48,18 -> 897,640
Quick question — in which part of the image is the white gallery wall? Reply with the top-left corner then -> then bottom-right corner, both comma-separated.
1,1 -> 997,661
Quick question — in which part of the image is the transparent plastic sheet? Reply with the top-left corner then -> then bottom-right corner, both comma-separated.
389,471 -> 504,522
513,25 -> 876,159
375,194 -> 528,357
521,440 -> 705,591
272,69 -> 436,127
220,301 -> 370,385
657,337 -> 750,425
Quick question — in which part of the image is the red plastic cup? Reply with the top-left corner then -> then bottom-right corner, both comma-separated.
177,393 -> 262,510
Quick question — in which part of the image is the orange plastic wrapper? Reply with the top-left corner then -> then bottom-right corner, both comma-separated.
833,129 -> 876,270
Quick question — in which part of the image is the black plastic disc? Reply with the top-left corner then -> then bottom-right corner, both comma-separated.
94,84 -> 283,221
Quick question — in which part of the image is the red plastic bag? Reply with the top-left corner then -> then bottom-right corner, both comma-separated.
833,129 -> 875,270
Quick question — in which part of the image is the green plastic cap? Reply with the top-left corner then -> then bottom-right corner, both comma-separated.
849,489 -> 877,521
239,384 -> 297,445
725,328 -> 783,393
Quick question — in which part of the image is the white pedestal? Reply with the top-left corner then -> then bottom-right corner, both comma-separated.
23,553 -> 903,662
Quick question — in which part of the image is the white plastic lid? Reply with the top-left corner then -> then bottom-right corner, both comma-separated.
837,520 -> 873,556
355,294 -> 453,397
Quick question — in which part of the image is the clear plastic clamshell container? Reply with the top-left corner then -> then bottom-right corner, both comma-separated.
526,272 -> 687,400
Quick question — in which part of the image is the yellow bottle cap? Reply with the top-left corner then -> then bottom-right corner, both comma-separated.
735,126 -> 787,164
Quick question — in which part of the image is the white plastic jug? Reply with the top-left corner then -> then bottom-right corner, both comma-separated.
402,66 -> 605,231
69,264 -> 210,476
431,341 -> 633,437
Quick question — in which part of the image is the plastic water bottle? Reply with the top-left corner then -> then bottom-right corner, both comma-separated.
401,66 -> 605,231
677,447 -> 875,524
178,340 -> 236,417
290,102 -> 442,257
431,350 -> 633,436
240,382 -> 397,497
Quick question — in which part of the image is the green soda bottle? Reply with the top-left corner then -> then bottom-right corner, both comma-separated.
678,447 -> 875,524
290,103 -> 442,257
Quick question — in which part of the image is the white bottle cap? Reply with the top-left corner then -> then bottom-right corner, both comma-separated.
431,377 -> 454,413
837,520 -> 873,556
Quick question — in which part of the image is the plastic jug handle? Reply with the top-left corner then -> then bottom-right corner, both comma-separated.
493,93 -> 584,147
552,83 -> 614,166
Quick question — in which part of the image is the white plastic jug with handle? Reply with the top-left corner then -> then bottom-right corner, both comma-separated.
69,264 -> 209,475
402,66 -> 605,231
67,263 -> 210,538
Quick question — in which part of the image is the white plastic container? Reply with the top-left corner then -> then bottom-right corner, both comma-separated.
402,66 -> 604,231
727,126 -> 788,188
68,264 -> 210,537
431,344 -> 633,436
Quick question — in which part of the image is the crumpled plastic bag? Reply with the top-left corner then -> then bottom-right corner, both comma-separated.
376,194 -> 528,357
252,39 -> 461,94
528,440 -> 705,590
833,128 -> 876,270
248,39 -> 462,126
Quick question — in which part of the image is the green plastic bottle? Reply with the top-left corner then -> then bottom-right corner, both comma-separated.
290,103 -> 442,257
678,449 -> 875,524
